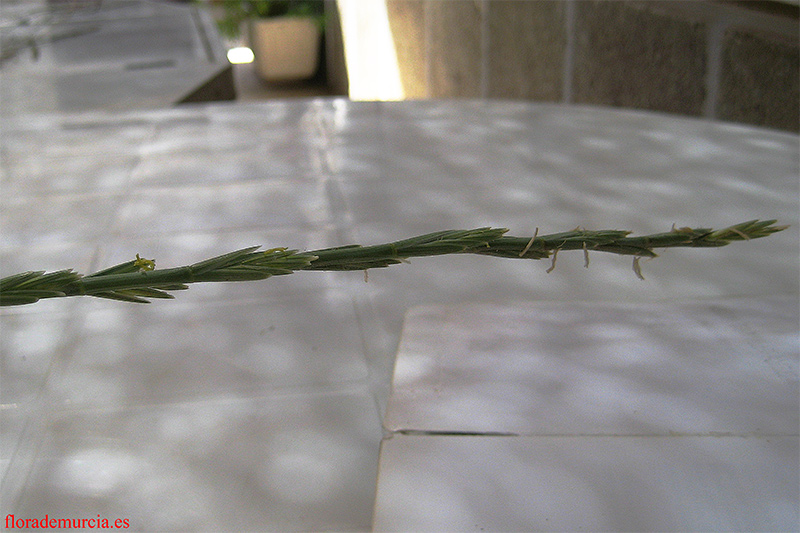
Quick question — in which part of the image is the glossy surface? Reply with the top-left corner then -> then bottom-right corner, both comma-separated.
0,0 -> 230,114
376,296 -> 797,531
1,99 -> 798,530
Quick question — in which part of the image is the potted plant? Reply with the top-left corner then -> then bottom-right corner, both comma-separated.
215,0 -> 325,82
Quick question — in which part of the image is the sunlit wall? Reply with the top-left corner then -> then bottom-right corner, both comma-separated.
337,0 -> 404,101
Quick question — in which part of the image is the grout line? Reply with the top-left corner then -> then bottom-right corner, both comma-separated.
396,429 -> 519,437
562,0 -> 575,104
480,0 -> 490,98
703,17 -> 727,119
387,428 -> 799,439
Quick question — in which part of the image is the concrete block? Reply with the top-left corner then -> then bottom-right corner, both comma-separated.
718,29 -> 799,132
487,0 -> 565,100
387,0 -> 428,99
427,1 -> 483,98
572,1 -> 706,116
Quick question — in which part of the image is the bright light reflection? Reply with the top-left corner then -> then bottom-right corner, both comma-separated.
338,0 -> 404,101
227,47 -> 254,64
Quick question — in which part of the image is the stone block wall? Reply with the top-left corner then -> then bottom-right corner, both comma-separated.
385,0 -> 799,132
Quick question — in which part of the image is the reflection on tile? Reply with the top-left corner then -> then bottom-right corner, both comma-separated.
130,150 -> 298,188
114,179 -> 332,237
1,308 -> 71,407
49,293 -> 370,409
0,240 -> 95,281
139,120 -> 260,157
1,99 -> 798,532
0,404 -> 48,512
1,307 -> 73,508
385,296 -> 799,435
373,434 -> 799,532
16,391 -> 381,531
0,193 -> 123,250
347,232 -> 799,349
337,180 -> 486,232
2,154 -> 138,196
1,116 -> 154,160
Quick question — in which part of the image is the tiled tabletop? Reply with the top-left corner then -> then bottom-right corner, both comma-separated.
375,296 -> 797,531
1,99 -> 798,531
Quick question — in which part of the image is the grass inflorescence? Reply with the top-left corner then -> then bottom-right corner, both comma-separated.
0,220 -> 787,306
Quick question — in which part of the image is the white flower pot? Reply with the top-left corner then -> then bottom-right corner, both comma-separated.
249,17 -> 321,82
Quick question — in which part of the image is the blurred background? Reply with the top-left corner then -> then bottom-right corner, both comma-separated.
1,0 -> 797,132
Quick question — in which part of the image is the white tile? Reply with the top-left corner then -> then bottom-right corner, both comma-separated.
0,308 -> 72,407
337,180 -> 484,233
2,99 -> 799,533
0,116 -> 154,159
0,405 -> 48,513
137,117 -> 256,156
47,293 -> 371,409
206,99 -> 339,127
345,230 -> 799,359
1,307 -> 74,510
113,179 -> 333,238
386,296 -> 799,436
373,434 -> 799,532
0,241 -> 95,281
13,390 -> 382,531
0,192 -> 124,250
130,149 -> 307,188
3,154 -> 138,196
